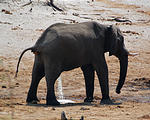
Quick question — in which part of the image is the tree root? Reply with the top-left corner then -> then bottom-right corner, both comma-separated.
21,1 -> 32,7
113,18 -> 132,23
47,0 -> 63,12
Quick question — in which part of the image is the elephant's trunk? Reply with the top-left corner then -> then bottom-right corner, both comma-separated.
116,55 -> 128,94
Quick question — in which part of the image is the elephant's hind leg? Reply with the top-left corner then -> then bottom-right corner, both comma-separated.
81,64 -> 95,102
44,62 -> 61,106
26,56 -> 45,104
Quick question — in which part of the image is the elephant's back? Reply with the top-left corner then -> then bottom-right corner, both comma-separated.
33,22 -> 101,56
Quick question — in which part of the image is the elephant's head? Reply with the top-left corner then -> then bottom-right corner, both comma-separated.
105,25 -> 129,94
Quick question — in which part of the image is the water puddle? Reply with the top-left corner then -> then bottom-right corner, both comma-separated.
116,94 -> 150,103
119,77 -> 150,103
56,76 -> 150,104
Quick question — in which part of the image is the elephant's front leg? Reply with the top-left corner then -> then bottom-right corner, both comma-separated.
94,56 -> 113,105
81,64 -> 95,102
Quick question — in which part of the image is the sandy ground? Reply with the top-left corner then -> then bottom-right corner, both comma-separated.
0,0 -> 150,119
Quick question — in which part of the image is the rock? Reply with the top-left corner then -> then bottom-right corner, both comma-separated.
80,107 -> 90,110
16,83 -> 19,85
139,115 -> 150,119
52,107 -> 55,110
1,9 -> 12,15
72,13 -> 79,16
117,105 -> 124,108
80,116 -> 84,120
2,86 -> 7,88
61,111 -> 67,120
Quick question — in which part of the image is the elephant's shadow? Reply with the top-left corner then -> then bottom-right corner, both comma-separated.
26,101 -> 122,107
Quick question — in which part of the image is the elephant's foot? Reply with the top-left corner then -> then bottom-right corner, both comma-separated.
26,96 -> 40,104
46,99 -> 60,106
84,97 -> 93,103
100,98 -> 114,105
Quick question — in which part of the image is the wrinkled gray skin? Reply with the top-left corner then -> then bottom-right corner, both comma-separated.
16,22 -> 129,106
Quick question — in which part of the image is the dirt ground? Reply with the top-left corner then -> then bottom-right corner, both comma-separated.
0,0 -> 150,119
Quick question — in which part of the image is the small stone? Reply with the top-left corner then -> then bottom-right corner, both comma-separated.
61,111 -> 67,120
80,107 -> 90,110
80,116 -> 84,120
16,83 -> 19,85
72,13 -> 79,16
2,86 -> 7,88
0,68 -> 4,72
117,105 -> 124,108
1,9 -> 12,15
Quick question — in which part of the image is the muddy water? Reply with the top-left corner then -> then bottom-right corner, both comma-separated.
64,77 -> 150,104
115,77 -> 150,103
115,92 -> 150,103
66,92 -> 150,103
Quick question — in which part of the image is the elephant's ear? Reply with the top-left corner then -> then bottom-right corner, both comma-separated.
105,25 -> 117,56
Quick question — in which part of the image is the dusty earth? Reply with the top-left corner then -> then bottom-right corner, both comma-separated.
0,0 -> 150,119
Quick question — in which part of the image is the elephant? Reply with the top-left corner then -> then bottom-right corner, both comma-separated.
15,21 -> 133,106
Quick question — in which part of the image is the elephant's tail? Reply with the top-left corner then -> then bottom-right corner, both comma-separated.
15,47 -> 35,78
